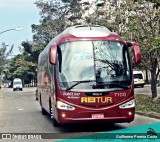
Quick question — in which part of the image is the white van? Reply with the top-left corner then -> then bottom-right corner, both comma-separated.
13,78 -> 23,91
133,71 -> 145,87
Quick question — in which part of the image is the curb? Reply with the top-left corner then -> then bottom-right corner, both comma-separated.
136,111 -> 160,120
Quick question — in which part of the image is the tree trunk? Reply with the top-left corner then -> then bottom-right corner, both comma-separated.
145,70 -> 149,84
150,58 -> 158,99
151,75 -> 157,99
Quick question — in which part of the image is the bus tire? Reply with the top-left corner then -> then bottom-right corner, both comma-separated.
40,94 -> 47,115
41,107 -> 47,115
49,99 -> 60,127
53,118 -> 60,127
49,98 -> 52,117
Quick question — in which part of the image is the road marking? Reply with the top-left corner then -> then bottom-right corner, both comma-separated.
18,108 -> 24,111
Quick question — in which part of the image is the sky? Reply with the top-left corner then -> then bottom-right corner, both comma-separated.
0,0 -> 41,57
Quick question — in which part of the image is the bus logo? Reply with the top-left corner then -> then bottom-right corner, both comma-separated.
81,97 -> 112,103
92,93 -> 102,96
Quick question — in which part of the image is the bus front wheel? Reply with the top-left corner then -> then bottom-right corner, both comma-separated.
40,95 -> 47,115
41,107 -> 47,115
50,106 -> 60,127
49,98 -> 60,127
53,118 -> 60,127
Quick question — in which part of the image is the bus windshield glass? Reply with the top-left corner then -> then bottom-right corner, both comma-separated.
57,40 -> 131,90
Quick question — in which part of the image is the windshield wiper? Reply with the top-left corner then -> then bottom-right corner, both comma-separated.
95,82 -> 130,89
65,80 -> 95,91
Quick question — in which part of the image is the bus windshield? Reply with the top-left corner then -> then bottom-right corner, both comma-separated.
57,40 -> 131,90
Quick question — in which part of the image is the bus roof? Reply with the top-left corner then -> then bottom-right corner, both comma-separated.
61,25 -> 112,38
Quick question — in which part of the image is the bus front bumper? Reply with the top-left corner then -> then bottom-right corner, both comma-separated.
56,108 -> 135,124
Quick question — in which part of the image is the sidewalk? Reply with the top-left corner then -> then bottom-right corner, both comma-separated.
136,112 -> 160,120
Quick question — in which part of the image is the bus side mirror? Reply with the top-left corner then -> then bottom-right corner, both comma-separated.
127,42 -> 141,64
50,44 -> 57,64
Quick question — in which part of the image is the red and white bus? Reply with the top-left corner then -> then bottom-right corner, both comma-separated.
37,25 -> 141,127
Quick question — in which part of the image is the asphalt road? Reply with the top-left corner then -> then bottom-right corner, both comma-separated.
0,87 -> 159,142
134,86 -> 160,96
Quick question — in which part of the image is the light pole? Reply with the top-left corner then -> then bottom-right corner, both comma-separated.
0,27 -> 22,35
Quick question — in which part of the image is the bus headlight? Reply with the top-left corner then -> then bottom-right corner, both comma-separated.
119,99 -> 135,109
57,101 -> 75,110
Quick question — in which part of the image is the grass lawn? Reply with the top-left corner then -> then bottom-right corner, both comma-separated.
135,94 -> 160,117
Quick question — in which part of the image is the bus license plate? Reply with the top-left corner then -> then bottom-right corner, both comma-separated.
92,113 -> 104,118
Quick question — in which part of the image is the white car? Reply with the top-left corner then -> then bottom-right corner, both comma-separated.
13,78 -> 23,91
133,71 -> 145,87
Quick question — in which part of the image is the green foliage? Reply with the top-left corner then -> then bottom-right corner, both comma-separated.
0,43 -> 13,74
5,41 -> 38,84
32,0 -> 81,45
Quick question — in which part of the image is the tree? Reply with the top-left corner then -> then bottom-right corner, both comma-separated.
0,43 -> 14,69
123,0 -> 160,99
5,41 -> 38,85
0,43 -> 14,83
32,0 -> 81,45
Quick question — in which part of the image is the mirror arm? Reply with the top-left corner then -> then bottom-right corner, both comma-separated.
126,42 -> 141,64
126,42 -> 133,47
